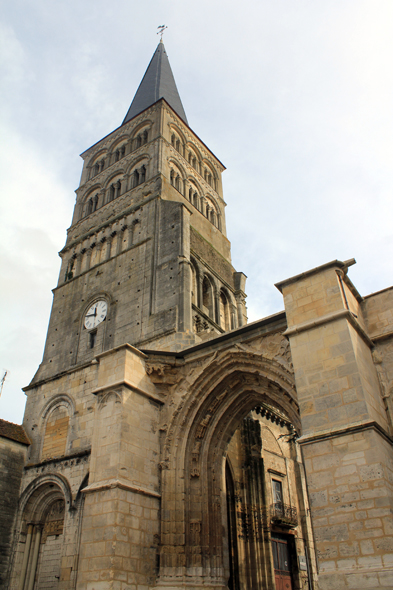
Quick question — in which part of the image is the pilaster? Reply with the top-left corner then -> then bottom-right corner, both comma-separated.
76,344 -> 162,590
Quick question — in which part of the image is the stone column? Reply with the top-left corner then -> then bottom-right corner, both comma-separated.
234,272 -> 248,327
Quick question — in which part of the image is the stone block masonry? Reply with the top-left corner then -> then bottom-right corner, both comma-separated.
0,434 -> 29,588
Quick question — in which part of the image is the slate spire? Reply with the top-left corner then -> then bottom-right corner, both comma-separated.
123,41 -> 188,125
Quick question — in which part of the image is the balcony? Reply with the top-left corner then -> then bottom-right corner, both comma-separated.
270,503 -> 298,527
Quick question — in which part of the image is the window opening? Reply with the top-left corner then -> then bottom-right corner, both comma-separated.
89,331 -> 97,349
272,479 -> 283,506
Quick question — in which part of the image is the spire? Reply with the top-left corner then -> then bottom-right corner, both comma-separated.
123,42 -> 188,125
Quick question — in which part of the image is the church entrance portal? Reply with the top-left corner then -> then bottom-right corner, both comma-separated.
224,411 -> 298,590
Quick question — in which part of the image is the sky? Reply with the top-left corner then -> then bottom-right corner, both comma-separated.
1,1 -> 392,424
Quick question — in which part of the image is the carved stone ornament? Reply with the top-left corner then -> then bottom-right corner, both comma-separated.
145,360 -> 180,385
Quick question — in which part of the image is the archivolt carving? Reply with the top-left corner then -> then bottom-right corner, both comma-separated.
97,389 -> 122,409
157,347 -> 300,583
41,394 -> 75,422
162,348 -> 298,470
19,473 -> 73,518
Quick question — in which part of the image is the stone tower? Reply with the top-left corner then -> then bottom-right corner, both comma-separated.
30,40 -> 247,391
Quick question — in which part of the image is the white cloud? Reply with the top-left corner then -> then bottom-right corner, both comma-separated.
0,0 -> 392,423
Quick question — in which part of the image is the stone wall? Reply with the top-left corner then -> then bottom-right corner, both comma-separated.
0,437 -> 28,589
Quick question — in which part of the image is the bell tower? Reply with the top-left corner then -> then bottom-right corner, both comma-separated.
31,40 -> 247,386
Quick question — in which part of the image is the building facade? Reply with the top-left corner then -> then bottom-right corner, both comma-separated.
3,42 -> 393,590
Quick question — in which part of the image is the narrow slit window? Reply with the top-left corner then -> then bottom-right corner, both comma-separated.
89,331 -> 97,349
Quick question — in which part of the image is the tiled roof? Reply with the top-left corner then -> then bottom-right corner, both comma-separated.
122,41 -> 188,125
0,418 -> 30,445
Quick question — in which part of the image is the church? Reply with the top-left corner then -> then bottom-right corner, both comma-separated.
1,41 -> 393,590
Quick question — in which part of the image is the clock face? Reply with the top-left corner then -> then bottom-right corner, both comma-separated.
84,300 -> 108,330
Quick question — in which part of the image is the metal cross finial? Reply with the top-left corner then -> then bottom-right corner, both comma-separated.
157,25 -> 168,41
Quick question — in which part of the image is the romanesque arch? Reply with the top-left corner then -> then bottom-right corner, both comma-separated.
11,474 -> 73,590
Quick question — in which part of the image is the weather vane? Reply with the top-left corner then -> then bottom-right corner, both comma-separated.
157,25 -> 168,41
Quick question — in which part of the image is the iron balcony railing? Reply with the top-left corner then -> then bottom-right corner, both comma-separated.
270,502 -> 298,527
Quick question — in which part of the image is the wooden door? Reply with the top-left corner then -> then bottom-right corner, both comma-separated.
272,536 -> 293,590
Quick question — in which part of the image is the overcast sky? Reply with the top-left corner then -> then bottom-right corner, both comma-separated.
1,1 -> 392,424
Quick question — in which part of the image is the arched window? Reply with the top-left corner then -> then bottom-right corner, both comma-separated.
219,290 -> 230,331
99,159 -> 105,172
115,150 -> 120,162
189,187 -> 193,201
133,169 -> 140,188
93,194 -> 99,212
176,139 -> 180,152
108,184 -> 115,202
142,130 -> 148,144
191,264 -> 197,306
136,135 -> 142,148
87,198 -> 93,216
193,193 -> 199,209
202,276 -> 214,319
170,169 -> 175,186
175,175 -> 180,191
171,134 -> 176,147
140,165 -> 146,183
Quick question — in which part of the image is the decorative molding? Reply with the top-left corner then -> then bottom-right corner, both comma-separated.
372,330 -> 393,343
91,379 -> 164,405
82,478 -> 161,499
284,309 -> 374,349
267,468 -> 287,478
24,449 -> 91,471
297,420 -> 393,446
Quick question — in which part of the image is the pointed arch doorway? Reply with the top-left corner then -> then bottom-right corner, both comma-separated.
158,357 -> 302,590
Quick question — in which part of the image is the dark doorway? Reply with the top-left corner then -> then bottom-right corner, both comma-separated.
272,534 -> 293,590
